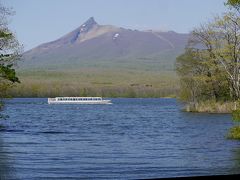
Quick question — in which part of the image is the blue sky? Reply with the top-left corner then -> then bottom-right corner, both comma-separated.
3,0 -> 227,51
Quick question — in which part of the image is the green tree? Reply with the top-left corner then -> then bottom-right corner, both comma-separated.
226,0 -> 240,11
0,3 -> 21,111
177,11 -> 240,107
176,49 -> 203,103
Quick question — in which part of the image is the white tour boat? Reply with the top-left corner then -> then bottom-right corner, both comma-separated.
48,97 -> 112,104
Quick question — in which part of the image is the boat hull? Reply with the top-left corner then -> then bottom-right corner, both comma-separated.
48,99 -> 112,104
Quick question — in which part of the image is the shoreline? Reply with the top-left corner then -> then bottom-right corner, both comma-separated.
4,96 -> 177,99
3,97 -> 235,114
183,101 -> 235,114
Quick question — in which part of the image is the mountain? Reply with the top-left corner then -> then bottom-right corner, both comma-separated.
21,17 -> 189,71
13,17 -> 190,97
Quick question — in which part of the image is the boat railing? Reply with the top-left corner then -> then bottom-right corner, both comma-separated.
48,97 -> 106,102
48,98 -> 56,101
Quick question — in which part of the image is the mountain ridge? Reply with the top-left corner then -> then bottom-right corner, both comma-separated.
21,17 -> 189,71
12,17 -> 188,97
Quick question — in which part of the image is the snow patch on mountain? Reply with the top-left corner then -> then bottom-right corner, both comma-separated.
113,33 -> 120,40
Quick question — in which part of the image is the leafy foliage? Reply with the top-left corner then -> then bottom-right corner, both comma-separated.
0,3 -> 21,119
176,10 -> 240,107
232,109 -> 240,121
227,126 -> 240,139
226,0 -> 240,11
0,64 -> 19,83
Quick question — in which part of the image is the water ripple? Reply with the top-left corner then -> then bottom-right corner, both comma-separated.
0,98 -> 239,179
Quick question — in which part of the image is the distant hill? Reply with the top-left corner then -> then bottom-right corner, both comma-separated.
20,17 -> 189,71
12,17 -> 189,98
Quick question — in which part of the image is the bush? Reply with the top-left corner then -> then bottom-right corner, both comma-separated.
184,100 -> 234,113
227,126 -> 240,140
0,102 -> 3,110
232,109 -> 240,122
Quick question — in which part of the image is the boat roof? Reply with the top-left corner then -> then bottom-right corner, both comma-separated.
56,97 -> 102,98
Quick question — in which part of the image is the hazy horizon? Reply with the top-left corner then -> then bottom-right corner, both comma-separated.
4,0 -> 226,51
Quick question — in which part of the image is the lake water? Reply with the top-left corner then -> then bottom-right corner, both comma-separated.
0,98 -> 240,179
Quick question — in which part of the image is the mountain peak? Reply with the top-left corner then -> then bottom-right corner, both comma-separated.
82,17 -> 97,27
76,17 -> 98,34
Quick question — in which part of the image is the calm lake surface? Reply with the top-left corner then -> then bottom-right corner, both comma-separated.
1,98 -> 240,179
